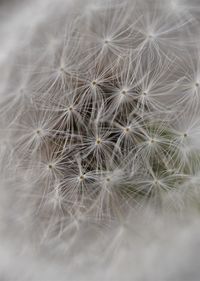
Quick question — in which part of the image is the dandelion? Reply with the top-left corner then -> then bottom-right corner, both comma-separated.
1,0 -> 200,253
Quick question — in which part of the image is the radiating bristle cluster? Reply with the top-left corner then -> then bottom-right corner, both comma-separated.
1,0 -> 200,243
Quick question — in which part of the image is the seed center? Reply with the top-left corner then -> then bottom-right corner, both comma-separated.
122,90 -> 127,95
79,175 -> 85,181
96,138 -> 101,145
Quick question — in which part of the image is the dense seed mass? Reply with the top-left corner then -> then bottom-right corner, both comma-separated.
1,0 -> 200,244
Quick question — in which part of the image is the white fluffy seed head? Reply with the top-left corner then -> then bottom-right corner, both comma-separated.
1,0 -> 200,248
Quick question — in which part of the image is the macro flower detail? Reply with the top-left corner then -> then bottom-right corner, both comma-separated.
1,0 -> 200,280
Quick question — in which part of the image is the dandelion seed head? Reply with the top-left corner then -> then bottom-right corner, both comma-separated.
1,0 -> 200,249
